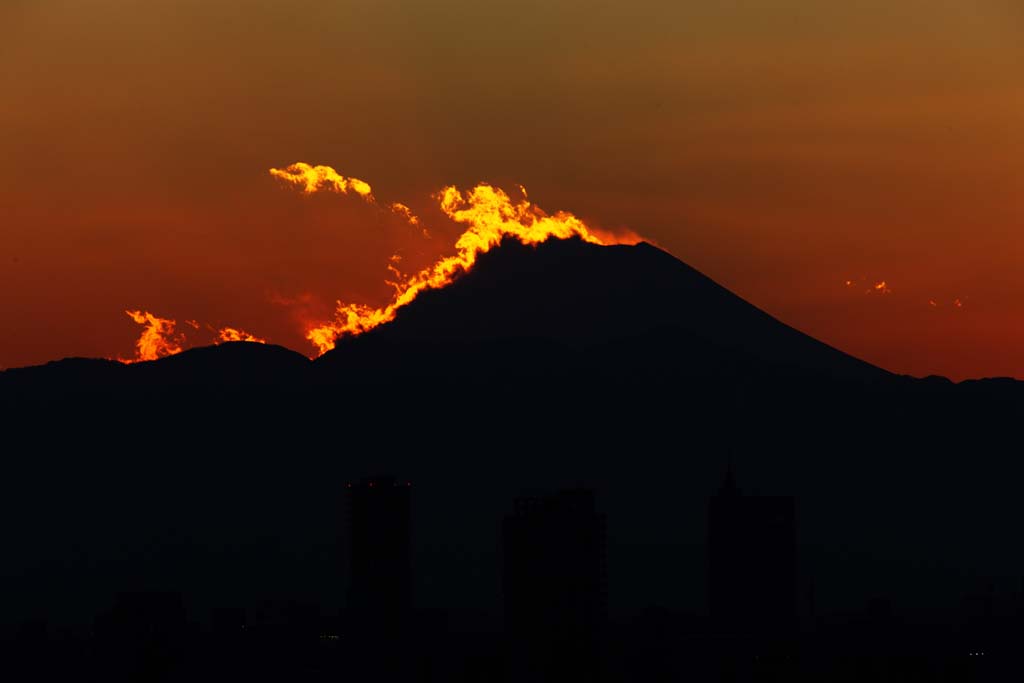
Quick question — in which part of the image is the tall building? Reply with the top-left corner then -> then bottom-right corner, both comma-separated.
708,466 -> 797,643
502,489 -> 607,682
346,476 -> 413,624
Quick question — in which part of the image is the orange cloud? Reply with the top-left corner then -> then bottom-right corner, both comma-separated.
215,327 -> 266,344
272,162 -> 643,355
122,310 -> 184,363
269,162 -> 373,199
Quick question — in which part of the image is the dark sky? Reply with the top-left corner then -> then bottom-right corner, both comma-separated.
2,1 -> 1022,379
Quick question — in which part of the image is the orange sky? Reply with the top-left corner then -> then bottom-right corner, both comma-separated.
1,1 -> 1022,380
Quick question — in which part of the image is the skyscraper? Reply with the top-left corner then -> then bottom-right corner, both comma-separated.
346,476 -> 413,624
708,466 -> 797,644
502,489 -> 607,682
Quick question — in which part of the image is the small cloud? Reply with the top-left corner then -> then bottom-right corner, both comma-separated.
121,310 -> 184,363
215,327 -> 266,344
843,278 -> 891,295
391,202 -> 430,238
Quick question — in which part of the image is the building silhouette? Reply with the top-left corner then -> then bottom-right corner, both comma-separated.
346,476 -> 413,622
708,466 -> 797,646
502,489 -> 607,682
344,476 -> 415,681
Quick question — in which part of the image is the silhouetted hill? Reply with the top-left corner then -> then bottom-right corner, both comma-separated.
0,342 -> 309,394
0,356 -> 128,390
129,342 -> 310,386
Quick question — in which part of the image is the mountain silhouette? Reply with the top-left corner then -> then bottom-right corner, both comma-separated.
316,237 -> 889,384
373,239 -> 880,370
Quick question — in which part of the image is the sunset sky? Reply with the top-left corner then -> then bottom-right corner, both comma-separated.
2,1 -> 1022,380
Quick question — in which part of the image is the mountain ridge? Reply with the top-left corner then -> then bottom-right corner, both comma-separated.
0,237 -> 1019,393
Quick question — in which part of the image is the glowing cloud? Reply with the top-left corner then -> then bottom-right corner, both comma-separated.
269,162 -> 373,199
391,202 -> 429,238
119,313 -> 267,363
928,297 -> 967,310
118,163 -> 643,362
123,310 -> 183,363
216,327 -> 267,344
272,163 -> 642,355
843,278 -> 892,295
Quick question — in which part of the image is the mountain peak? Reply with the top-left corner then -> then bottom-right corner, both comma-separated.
325,236 -> 887,382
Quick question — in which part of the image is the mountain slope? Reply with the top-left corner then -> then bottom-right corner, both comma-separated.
319,237 -> 889,383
